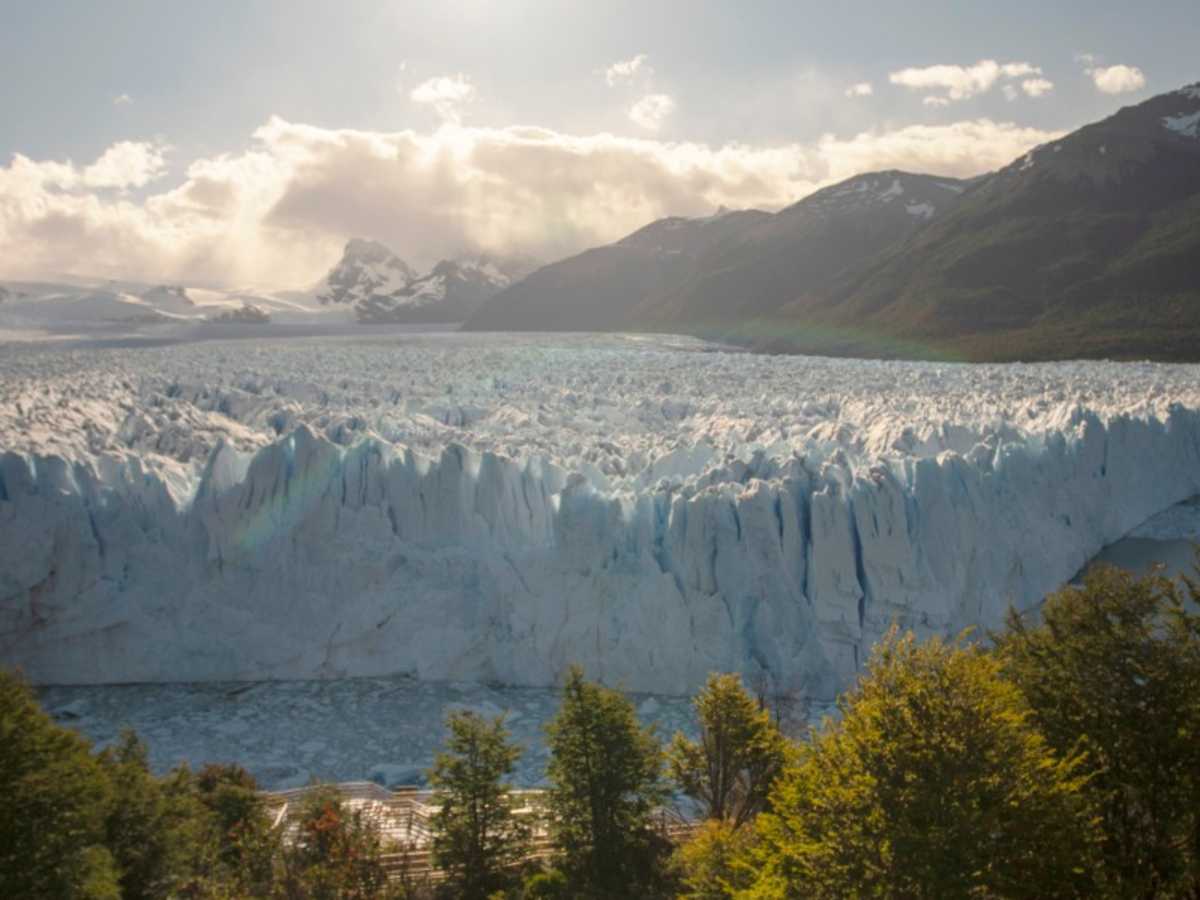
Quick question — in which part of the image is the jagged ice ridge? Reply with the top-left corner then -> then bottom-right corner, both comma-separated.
3,332 -> 1200,699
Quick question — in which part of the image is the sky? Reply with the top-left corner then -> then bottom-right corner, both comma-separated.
0,0 -> 1196,289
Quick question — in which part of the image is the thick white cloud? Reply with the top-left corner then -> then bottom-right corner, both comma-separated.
1088,64 -> 1146,94
844,82 -> 873,98
82,141 -> 168,190
0,116 -> 1063,289
891,60 -> 1044,103
410,74 -> 476,123
0,140 -> 167,196
1021,77 -> 1054,98
629,93 -> 676,130
605,54 -> 652,87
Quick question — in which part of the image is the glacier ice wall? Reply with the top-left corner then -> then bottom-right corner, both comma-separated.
3,334 -> 1200,699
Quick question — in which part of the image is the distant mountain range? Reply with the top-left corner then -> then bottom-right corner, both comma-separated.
316,239 -> 536,324
465,82 -> 1200,362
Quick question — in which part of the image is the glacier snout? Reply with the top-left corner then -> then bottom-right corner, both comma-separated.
4,402 -> 1199,699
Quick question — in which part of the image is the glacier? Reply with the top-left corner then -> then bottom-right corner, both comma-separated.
3,332 -> 1200,701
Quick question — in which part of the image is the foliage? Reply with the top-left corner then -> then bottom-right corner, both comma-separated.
192,762 -> 280,895
0,669 -> 120,899
97,731 -> 217,899
428,710 -> 530,899
544,665 -> 669,897
668,673 -> 790,829
996,563 -> 1200,897
675,818 -> 755,899
520,867 -> 569,899
743,629 -> 1097,899
278,785 -> 395,899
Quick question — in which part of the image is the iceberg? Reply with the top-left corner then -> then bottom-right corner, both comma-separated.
3,333 -> 1200,700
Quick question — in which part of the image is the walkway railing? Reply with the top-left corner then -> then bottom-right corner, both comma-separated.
264,782 -> 698,884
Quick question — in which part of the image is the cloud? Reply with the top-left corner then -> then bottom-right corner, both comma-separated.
1002,85 -> 1018,102
0,117 -> 1063,289
1021,78 -> 1054,98
605,54 -> 653,87
844,82 -> 873,98
923,96 -> 951,108
890,60 -> 1044,103
812,118 -> 1062,185
409,74 -> 476,123
113,93 -> 133,106
629,93 -> 676,130
1087,64 -> 1146,94
8,140 -> 168,192
81,141 -> 168,189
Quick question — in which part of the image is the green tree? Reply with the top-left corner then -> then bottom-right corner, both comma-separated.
544,665 -> 668,898
0,669 -> 120,899
192,762 -> 280,896
674,818 -> 755,899
668,673 -> 790,829
428,710 -> 530,899
98,730 -> 213,899
521,866 -> 569,899
996,563 -> 1200,897
279,785 -> 394,900
744,630 -> 1097,899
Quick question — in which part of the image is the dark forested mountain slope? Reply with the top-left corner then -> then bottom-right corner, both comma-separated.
801,82 -> 1200,360
468,83 -> 1200,361
464,208 -> 770,332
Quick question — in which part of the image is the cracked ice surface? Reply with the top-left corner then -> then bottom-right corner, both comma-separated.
35,677 -> 711,789
4,331 -> 1200,700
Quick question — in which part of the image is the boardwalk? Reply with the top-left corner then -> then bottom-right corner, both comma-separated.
264,782 -> 696,884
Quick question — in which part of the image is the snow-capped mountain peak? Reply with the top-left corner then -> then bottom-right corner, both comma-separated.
998,81 -> 1200,186
316,239 -> 531,323
317,239 -> 417,308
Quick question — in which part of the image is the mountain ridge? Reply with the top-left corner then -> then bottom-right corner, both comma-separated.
465,82 -> 1200,362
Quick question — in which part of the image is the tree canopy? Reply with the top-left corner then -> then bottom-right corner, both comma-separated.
544,665 -> 668,897
744,630 -> 1097,899
668,673 -> 790,829
996,563 -> 1200,897
428,709 -> 530,899
0,669 -> 120,899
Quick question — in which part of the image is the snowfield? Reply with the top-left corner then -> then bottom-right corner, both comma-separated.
3,332 -> 1200,700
